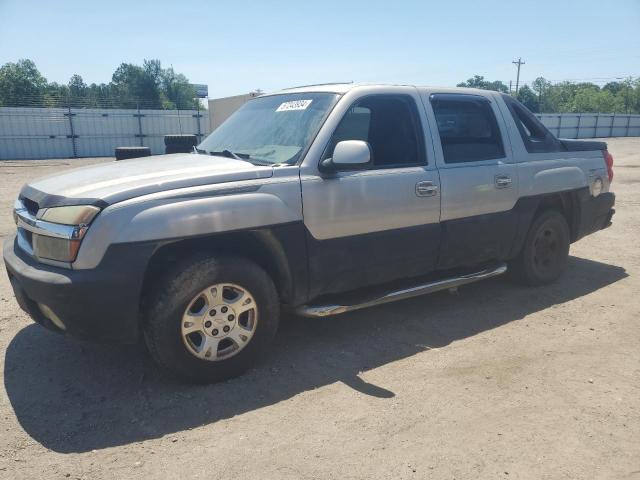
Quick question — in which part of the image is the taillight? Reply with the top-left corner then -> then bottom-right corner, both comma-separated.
603,150 -> 614,183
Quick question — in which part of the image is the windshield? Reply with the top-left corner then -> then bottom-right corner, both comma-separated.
197,92 -> 339,165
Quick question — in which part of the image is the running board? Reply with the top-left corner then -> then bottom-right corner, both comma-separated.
296,263 -> 507,318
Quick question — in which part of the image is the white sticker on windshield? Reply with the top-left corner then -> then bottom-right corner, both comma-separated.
276,99 -> 313,112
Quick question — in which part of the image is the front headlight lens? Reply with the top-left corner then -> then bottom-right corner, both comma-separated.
29,205 -> 99,263
37,205 -> 100,225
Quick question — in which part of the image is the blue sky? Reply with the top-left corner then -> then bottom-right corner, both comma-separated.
1,0 -> 638,98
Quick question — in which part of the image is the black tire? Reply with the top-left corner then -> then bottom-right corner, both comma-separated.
115,146 -> 151,161
143,254 -> 279,383
164,134 -> 198,147
509,210 -> 570,286
165,144 -> 193,154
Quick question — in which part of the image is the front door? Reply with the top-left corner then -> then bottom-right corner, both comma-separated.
300,93 -> 442,298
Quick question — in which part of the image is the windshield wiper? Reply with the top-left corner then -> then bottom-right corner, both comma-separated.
193,146 -> 207,154
209,150 -> 251,160
206,149 -> 277,166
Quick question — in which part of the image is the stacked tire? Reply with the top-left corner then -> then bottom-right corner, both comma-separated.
165,134 -> 198,154
115,146 -> 151,161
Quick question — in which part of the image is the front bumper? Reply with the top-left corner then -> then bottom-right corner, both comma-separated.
3,235 -> 157,344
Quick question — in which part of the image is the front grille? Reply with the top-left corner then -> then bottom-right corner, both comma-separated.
16,227 -> 35,257
22,229 -> 33,246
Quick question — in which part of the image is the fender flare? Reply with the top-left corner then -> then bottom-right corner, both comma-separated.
74,191 -> 302,269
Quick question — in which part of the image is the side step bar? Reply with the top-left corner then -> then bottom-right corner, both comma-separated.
296,263 -> 507,318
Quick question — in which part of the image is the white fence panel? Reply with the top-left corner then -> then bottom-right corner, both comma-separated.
536,113 -> 640,139
0,107 -> 74,159
0,106 -> 209,160
2,107 -> 639,160
73,109 -> 141,157
140,109 -> 206,155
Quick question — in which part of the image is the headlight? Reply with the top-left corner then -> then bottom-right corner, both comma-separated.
37,205 -> 100,225
31,205 -> 99,262
14,200 -> 101,265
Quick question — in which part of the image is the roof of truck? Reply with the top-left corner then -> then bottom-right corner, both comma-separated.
268,82 -> 495,97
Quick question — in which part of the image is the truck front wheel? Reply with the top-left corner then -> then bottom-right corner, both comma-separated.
510,210 -> 570,286
143,255 -> 279,383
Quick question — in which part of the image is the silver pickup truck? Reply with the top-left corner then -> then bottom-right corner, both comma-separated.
4,83 -> 615,383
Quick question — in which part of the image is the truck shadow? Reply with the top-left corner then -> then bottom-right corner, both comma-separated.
3,256 -> 627,453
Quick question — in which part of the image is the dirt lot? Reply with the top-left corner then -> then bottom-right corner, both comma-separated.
0,139 -> 638,480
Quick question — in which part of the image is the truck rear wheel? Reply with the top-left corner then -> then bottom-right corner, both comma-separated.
143,255 -> 279,383
510,210 -> 570,286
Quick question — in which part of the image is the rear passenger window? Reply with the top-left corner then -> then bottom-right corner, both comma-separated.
430,94 -> 505,164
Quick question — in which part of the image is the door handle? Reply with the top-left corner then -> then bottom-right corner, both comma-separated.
416,181 -> 439,197
494,175 -> 512,189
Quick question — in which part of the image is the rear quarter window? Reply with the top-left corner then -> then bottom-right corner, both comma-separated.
502,94 -> 564,153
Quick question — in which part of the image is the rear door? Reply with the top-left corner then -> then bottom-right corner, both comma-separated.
422,92 -> 519,269
300,90 -> 441,298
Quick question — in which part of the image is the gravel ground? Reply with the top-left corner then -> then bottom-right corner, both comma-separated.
0,139 -> 638,480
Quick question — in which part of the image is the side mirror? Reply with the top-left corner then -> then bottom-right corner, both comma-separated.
320,140 -> 371,172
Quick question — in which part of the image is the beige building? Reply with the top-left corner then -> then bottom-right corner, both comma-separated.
208,92 -> 259,132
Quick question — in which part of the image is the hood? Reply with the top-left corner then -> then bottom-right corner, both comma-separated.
20,153 -> 275,208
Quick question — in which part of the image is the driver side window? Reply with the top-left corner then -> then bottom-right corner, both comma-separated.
324,95 -> 426,168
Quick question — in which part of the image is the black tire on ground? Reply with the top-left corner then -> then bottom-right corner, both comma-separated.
143,254 -> 280,384
165,144 -> 193,154
509,210 -> 570,286
164,134 -> 198,147
115,146 -> 151,161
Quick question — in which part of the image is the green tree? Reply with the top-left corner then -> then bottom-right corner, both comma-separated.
111,60 -> 162,108
571,87 -> 623,113
68,74 -> 87,107
0,58 -> 204,109
43,82 -> 69,107
603,81 -> 624,96
0,59 -> 47,106
615,77 -> 637,114
86,82 -> 114,108
516,85 -> 539,112
160,66 -> 197,109
109,59 -> 199,109
457,75 -> 509,93
68,74 -> 87,96
531,77 -> 551,95
460,74 -> 640,114
531,77 -> 553,112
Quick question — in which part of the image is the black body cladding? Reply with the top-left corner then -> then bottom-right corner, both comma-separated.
305,223 -> 441,299
4,186 -> 615,344
4,237 -> 155,343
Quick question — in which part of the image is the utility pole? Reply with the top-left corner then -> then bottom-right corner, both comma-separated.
624,76 -> 631,114
512,57 -> 525,95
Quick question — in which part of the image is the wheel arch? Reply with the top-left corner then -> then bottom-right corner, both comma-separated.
509,188 -> 585,258
139,229 -> 299,322
533,190 -> 582,242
